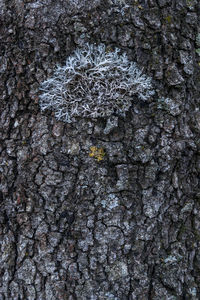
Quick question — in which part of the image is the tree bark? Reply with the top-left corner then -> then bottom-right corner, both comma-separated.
0,0 -> 200,299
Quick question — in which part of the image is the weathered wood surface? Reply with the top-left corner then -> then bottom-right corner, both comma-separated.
0,0 -> 200,299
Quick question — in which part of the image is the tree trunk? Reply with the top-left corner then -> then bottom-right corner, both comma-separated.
1,0 -> 200,299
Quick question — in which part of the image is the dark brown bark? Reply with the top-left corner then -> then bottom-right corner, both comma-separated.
0,0 -> 200,299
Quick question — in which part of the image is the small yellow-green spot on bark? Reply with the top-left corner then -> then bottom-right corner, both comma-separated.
165,15 -> 172,24
186,0 -> 194,8
89,146 -> 105,162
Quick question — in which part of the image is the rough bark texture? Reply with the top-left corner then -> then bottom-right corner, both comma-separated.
0,0 -> 200,299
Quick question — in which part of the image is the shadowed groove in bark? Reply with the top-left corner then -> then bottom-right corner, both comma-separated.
0,0 -> 200,299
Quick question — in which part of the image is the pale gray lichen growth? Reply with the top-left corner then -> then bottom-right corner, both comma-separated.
39,43 -> 155,123
196,33 -> 200,47
195,33 -> 200,56
157,97 -> 181,116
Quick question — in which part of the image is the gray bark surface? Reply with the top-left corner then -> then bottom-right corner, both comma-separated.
0,0 -> 200,299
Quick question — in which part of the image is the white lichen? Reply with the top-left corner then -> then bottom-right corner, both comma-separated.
157,97 -> 181,116
39,43 -> 155,123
